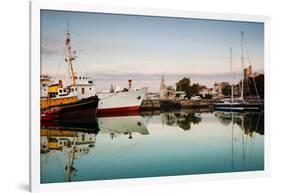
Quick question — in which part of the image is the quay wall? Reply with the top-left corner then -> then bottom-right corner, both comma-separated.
140,99 -> 215,111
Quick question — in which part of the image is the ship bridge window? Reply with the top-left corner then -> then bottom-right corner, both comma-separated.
79,76 -> 81,80
49,92 -> 57,98
88,81 -> 93,84
82,87 -> 85,94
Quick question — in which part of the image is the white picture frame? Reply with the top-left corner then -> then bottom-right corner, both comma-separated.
30,0 -> 270,192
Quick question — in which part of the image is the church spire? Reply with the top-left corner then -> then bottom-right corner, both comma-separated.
160,73 -> 166,99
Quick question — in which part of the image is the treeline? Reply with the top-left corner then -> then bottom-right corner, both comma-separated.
176,77 -> 203,98
175,74 -> 264,99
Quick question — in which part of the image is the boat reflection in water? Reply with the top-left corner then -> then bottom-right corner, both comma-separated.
98,115 -> 149,139
41,121 -> 99,182
41,110 -> 264,183
41,114 -> 149,183
213,111 -> 264,171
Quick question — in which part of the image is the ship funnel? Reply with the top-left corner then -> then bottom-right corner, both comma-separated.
58,80 -> 63,87
128,79 -> 132,90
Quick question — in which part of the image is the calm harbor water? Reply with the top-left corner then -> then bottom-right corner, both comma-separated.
40,110 -> 264,183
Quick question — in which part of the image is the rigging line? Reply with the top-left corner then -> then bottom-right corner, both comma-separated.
243,33 -> 260,99
243,33 -> 252,67
70,29 -> 117,65
70,29 -> 136,80
252,76 -> 260,100
56,29 -> 68,77
56,46 -> 67,77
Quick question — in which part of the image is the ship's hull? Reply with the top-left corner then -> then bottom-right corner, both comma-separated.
41,96 -> 99,122
97,87 -> 148,117
57,96 -> 99,122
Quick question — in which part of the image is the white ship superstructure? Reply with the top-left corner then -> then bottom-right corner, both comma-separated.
71,75 -> 96,100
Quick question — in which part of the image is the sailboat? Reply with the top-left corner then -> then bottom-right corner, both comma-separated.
214,31 -> 263,111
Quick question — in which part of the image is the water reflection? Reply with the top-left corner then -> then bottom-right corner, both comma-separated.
41,110 -> 264,183
214,111 -> 264,136
98,116 -> 149,139
160,111 -> 202,131
41,123 -> 99,182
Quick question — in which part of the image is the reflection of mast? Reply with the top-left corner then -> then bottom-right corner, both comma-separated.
242,115 -> 245,171
231,112 -> 234,170
41,128 -> 97,182
64,145 -> 76,182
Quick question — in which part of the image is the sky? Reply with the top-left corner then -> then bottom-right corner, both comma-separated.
41,10 -> 264,91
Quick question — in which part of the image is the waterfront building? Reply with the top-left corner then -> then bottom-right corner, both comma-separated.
213,82 -> 229,98
160,74 -> 186,100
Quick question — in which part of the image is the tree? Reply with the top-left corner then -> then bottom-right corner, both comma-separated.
190,83 -> 200,96
245,74 -> 264,99
176,77 -> 191,94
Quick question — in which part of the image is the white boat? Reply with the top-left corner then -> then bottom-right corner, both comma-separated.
97,87 -> 148,116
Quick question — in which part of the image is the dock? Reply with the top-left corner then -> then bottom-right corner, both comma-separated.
140,99 -> 213,111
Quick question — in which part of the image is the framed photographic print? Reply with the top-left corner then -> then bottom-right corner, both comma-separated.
30,0 -> 270,192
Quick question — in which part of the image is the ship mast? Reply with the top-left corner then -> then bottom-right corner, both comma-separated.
241,31 -> 244,102
65,24 -> 77,86
230,47 -> 234,103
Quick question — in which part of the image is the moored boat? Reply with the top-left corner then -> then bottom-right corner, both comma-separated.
41,25 -> 148,119
214,32 -> 263,112
41,26 -> 99,121
214,101 -> 262,111
97,86 -> 148,117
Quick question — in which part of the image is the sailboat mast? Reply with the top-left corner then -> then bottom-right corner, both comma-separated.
241,31 -> 244,102
230,47 -> 234,103
65,25 -> 76,86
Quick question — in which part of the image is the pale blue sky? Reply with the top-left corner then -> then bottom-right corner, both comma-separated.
41,10 -> 264,90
